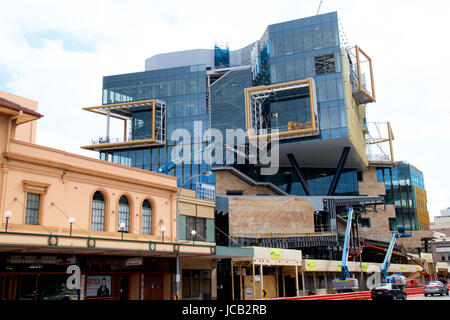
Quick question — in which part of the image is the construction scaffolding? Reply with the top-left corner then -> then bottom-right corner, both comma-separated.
366,121 -> 394,165
245,79 -> 319,141
345,45 -> 376,105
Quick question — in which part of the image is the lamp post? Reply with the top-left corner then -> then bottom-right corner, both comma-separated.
4,211 -> 12,232
119,222 -> 125,240
175,170 -> 212,300
191,229 -> 197,245
68,217 -> 75,236
161,226 -> 166,242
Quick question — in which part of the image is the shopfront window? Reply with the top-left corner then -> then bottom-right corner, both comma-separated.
182,269 -> 211,300
18,275 -> 37,300
37,274 -> 78,301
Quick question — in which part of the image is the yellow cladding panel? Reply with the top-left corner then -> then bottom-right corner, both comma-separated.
340,48 -> 368,166
83,99 -> 156,111
81,139 -> 155,150
413,186 -> 430,230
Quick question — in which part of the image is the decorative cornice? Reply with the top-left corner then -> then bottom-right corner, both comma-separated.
4,151 -> 178,193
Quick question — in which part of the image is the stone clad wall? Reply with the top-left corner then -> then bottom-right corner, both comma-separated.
215,171 -> 278,196
228,197 -> 315,237
358,167 -> 396,243
358,167 -> 432,249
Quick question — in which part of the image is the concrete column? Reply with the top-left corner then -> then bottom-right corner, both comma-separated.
282,268 -> 286,297
275,267 -> 279,298
252,263 -> 256,300
313,273 -> 317,294
301,268 -> 306,296
124,119 -> 127,141
260,264 -> 264,299
106,110 -> 111,141
239,265 -> 243,300
231,261 -> 234,300
211,263 -> 217,300
295,265 -> 300,297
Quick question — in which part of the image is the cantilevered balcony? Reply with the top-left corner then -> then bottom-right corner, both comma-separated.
347,45 -> 376,105
81,99 -> 166,152
366,122 -> 394,167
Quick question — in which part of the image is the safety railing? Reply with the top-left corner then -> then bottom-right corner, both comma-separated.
267,285 -> 450,300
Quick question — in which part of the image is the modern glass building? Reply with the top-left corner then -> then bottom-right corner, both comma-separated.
82,11 -> 374,198
376,161 -> 430,231
81,10 -> 433,273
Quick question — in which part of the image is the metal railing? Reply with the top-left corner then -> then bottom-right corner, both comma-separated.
90,135 -> 153,145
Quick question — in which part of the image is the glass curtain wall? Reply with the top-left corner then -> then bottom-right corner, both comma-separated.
376,165 -> 422,231
266,12 -> 347,141
243,166 -> 358,196
102,64 -> 214,189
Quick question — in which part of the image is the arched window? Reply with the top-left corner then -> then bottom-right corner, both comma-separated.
118,195 -> 130,232
141,199 -> 152,235
92,191 -> 105,231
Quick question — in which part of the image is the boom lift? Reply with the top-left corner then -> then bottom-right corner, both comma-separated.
380,226 -> 411,286
332,206 -> 359,292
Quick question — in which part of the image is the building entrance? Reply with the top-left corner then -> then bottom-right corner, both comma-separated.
143,274 -> 163,300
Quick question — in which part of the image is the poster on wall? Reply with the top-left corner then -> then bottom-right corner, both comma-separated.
86,275 -> 112,297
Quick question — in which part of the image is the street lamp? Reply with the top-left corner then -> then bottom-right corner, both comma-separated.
160,225 -> 166,242
119,222 -> 126,240
68,217 -> 75,236
4,211 -> 12,232
191,229 -> 197,244
175,170 -> 212,299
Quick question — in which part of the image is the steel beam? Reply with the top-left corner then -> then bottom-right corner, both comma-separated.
287,153 -> 313,196
327,147 -> 351,196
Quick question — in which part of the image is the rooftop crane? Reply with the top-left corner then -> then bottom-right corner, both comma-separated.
332,206 -> 359,292
381,226 -> 411,286
316,0 -> 323,15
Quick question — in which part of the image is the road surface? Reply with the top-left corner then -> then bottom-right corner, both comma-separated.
408,294 -> 450,300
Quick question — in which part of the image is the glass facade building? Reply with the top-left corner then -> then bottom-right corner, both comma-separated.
266,13 -> 347,141
376,161 -> 430,231
100,65 -> 213,188
89,11 -> 363,196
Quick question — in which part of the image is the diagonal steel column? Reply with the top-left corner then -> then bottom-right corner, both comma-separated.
327,147 -> 351,196
287,153 -> 313,196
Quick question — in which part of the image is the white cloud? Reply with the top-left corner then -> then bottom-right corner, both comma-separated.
1,0 -> 449,219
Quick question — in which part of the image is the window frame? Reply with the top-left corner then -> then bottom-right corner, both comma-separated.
22,180 -> 49,225
25,193 -> 41,225
117,195 -> 132,233
141,199 -> 153,235
91,191 -> 107,231
186,216 -> 206,241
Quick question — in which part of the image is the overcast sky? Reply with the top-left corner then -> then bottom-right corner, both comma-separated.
1,0 -> 449,220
